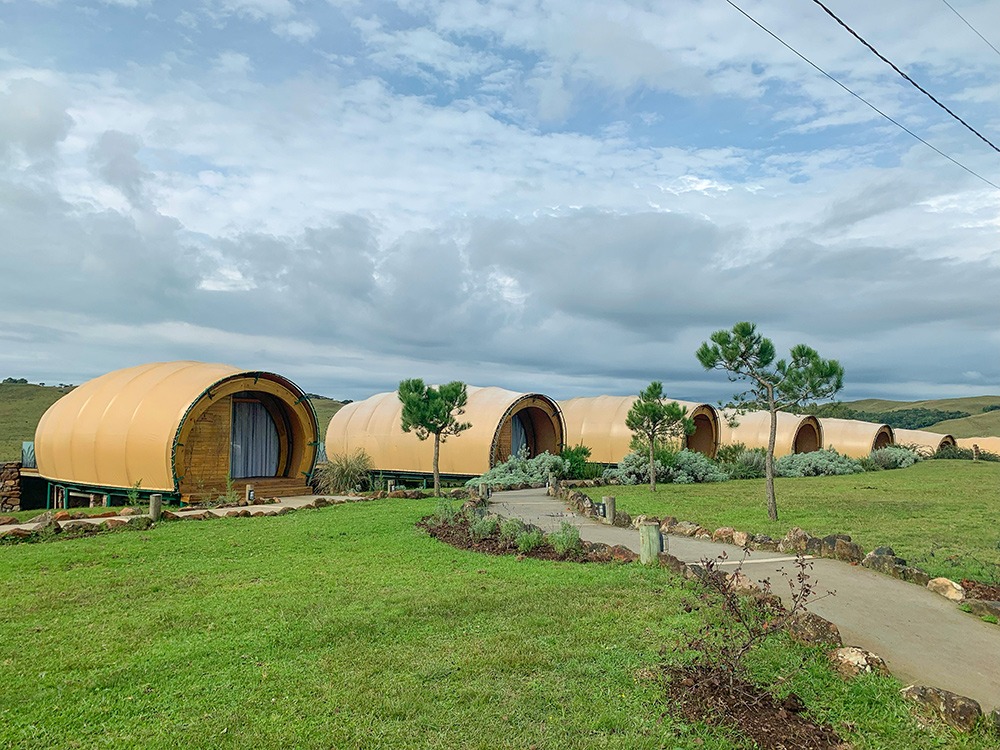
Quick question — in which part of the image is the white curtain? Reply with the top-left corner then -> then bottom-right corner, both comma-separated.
231,401 -> 280,478
511,413 -> 528,457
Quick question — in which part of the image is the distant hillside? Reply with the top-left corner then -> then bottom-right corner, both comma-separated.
307,396 -> 344,442
843,396 -> 1000,439
0,383 -> 75,462
0,384 -> 344,463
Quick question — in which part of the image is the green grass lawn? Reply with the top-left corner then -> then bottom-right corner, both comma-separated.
585,460 -> 1000,583
1,499 -> 992,749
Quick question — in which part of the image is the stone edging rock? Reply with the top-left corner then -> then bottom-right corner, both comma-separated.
0,494 -> 381,544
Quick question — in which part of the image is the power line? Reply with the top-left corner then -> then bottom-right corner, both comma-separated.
809,0 -> 1000,155
721,0 -> 1000,191
940,0 -> 1000,59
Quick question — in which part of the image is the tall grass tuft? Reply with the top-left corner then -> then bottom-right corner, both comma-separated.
314,449 -> 373,493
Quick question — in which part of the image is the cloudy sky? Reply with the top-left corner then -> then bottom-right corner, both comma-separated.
1,0 -> 998,403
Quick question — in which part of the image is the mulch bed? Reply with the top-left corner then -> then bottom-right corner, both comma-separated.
418,515 -> 589,562
960,579 -> 1000,600
665,665 -> 847,750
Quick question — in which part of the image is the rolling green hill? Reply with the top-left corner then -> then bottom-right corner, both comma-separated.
844,395 -> 1000,438
0,383 -> 75,462
0,383 -> 343,463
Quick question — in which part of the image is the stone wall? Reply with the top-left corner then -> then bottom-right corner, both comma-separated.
0,462 -> 22,512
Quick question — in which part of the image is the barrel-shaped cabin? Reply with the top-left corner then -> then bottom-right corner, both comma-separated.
892,429 -> 955,454
558,396 -> 720,463
35,361 -> 319,505
717,411 -> 823,457
818,418 -> 894,458
326,386 -> 565,477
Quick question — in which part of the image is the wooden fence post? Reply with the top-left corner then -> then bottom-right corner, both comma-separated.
148,493 -> 162,522
639,521 -> 662,565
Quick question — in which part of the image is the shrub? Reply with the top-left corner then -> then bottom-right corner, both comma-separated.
560,444 -> 593,479
869,445 -> 921,470
516,528 -> 546,553
433,499 -> 458,524
670,450 -> 729,483
774,449 -> 863,477
603,451 -> 672,485
467,448 -> 570,489
499,517 -> 525,542
469,515 -> 499,541
934,444 -> 1000,462
714,443 -> 750,464
983,404 -> 1000,413
719,448 -> 767,480
315,450 -> 373,493
548,522 -> 581,556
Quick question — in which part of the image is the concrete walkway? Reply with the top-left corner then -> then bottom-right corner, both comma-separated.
490,488 -> 1000,712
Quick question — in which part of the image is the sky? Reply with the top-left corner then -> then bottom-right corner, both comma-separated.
1,0 -> 998,404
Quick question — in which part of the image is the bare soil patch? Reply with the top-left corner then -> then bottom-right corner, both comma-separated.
665,665 -> 847,750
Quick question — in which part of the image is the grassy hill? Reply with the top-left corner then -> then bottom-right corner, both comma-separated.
0,383 -> 343,463
843,395 -> 1000,438
0,383 -> 74,462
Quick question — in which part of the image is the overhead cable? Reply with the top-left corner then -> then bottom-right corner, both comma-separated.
722,0 -> 1000,191
940,0 -> 1000,59
809,0 -> 1000,155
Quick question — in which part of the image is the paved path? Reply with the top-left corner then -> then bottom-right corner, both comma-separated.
490,488 -> 1000,712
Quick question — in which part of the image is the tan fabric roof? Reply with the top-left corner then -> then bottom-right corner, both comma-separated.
818,418 -> 894,458
893,428 -> 955,453
35,361 -> 318,492
558,396 -> 720,463
718,411 -> 823,457
956,436 -> 1000,454
325,385 -> 564,476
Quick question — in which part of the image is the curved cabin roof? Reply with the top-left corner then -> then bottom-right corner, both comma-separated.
717,411 -> 823,457
955,436 -> 1000,454
818,418 -> 894,458
558,396 -> 720,462
326,386 -> 564,476
893,429 -> 955,453
35,361 -> 318,492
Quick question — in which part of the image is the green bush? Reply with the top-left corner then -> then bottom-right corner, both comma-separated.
602,451 -> 671,485
433,499 -> 458,523
605,450 -> 728,484
516,528 -> 546,553
315,450 -> 373,493
499,517 -> 525,542
468,448 -> 569,489
934,444 -> 1000,462
469,515 -> 499,541
869,445 -> 921,470
775,449 -> 864,477
548,521 -> 581,556
560,444 -> 593,479
983,404 -> 1000,413
714,443 -> 750,464
670,450 -> 729,483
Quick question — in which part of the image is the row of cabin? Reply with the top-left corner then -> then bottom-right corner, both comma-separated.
31,361 -> 965,505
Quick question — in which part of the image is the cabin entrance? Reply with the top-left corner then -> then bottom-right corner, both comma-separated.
231,397 -> 280,479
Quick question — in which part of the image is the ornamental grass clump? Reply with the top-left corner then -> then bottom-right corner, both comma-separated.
720,448 -> 767,480
774,449 -> 863,478
315,449 -> 373,493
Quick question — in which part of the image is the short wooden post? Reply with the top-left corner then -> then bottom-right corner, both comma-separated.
148,493 -> 162,522
602,496 -> 615,525
639,521 -> 662,565
478,483 -> 489,500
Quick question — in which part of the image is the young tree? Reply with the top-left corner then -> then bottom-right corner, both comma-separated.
696,321 -> 844,521
625,381 -> 694,492
398,379 -> 472,497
